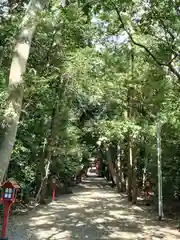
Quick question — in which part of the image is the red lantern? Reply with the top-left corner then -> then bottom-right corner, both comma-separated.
0,180 -> 21,240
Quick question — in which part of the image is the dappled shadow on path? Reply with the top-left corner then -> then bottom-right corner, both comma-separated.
8,177 -> 180,240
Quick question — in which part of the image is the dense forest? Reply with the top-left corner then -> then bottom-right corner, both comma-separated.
0,0 -> 180,213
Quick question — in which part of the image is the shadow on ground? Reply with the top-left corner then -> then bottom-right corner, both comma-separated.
8,177 -> 180,240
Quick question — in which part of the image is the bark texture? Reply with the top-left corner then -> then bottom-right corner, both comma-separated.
106,147 -> 121,193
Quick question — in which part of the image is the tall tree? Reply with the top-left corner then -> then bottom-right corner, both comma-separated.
0,0 -> 49,182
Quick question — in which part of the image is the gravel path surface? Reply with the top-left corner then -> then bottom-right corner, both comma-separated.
5,177 -> 180,240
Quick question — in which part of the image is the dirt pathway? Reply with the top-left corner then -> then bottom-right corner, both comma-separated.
7,177 -> 180,239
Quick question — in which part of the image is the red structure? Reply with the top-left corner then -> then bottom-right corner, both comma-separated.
51,178 -> 57,202
0,180 -> 21,240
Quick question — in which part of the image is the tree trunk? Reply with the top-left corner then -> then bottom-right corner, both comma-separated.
0,48 -> 4,67
35,138 -> 47,194
38,105 -> 59,204
124,94 -> 133,200
143,138 -> 148,188
39,158 -> 51,204
127,39 -> 138,203
130,40 -> 138,204
117,143 -> 124,192
106,146 -> 121,193
37,74 -> 69,202
143,158 -> 148,189
127,137 -> 133,201
35,159 -> 50,204
125,91 -> 133,201
131,141 -> 137,204
0,0 -> 49,182
36,138 -> 48,202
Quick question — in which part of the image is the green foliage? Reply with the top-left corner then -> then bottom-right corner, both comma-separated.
0,0 -> 180,204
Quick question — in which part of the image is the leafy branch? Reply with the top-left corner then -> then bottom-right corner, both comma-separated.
110,0 -> 180,81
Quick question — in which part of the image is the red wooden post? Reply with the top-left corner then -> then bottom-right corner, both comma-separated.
52,179 -> 56,202
0,202 -> 12,240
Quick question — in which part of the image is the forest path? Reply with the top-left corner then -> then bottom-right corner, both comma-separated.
7,177 -> 180,240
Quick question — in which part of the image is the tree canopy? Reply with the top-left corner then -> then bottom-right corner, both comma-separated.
0,0 -> 180,208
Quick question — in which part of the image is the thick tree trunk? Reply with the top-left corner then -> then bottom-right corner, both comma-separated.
75,165 -> 87,182
0,0 -> 49,182
35,160 -> 50,204
39,159 -> 51,204
106,147 -> 121,193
